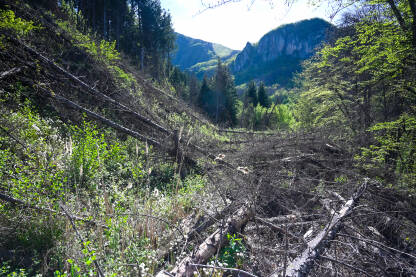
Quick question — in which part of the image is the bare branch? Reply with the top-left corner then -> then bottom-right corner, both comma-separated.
190,263 -> 258,277
278,180 -> 369,277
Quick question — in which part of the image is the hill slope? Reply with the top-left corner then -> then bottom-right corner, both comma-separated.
171,33 -> 239,78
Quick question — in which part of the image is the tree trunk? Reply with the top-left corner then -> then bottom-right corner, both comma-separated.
278,180 -> 369,277
156,204 -> 254,277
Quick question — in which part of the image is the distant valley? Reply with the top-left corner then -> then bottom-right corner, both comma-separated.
172,18 -> 333,87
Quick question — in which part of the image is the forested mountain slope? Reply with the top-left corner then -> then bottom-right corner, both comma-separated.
1,1 -> 416,277
171,19 -> 332,87
171,33 -> 239,79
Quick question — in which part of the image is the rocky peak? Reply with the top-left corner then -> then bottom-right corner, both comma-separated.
231,18 -> 333,76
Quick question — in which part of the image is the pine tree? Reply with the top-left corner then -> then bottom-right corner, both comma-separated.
258,82 -> 270,108
198,77 -> 214,116
214,59 -> 238,125
188,74 -> 200,105
246,81 -> 258,106
64,0 -> 174,78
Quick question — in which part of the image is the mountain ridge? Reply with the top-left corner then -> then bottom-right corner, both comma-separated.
172,18 -> 333,86
171,33 -> 239,77
230,18 -> 333,86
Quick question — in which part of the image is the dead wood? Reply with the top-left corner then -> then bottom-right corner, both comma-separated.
338,232 -> 416,261
217,129 -> 275,136
277,180 -> 369,277
320,255 -> 375,277
16,39 -> 170,135
189,263 -> 258,277
50,91 -> 163,148
255,217 -> 300,241
155,204 -> 254,277
0,66 -> 25,79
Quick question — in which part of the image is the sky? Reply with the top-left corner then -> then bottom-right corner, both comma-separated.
160,0 -> 336,50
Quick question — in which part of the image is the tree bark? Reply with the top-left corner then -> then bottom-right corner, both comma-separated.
277,180 -> 369,277
156,204 -> 254,277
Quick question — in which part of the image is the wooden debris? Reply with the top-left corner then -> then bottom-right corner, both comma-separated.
276,180 -> 369,277
0,66 -> 24,79
156,204 -> 254,277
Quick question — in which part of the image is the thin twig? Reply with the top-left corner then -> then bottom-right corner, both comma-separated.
190,263 -> 258,277
60,203 -> 105,277
320,255 -> 375,277
338,232 -> 416,261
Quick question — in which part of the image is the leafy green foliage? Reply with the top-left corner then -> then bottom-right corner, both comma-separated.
239,102 -> 294,130
0,9 -> 40,36
217,233 -> 246,268
80,39 -> 120,63
68,120 -> 145,190
356,114 -> 416,189
0,264 -> 34,277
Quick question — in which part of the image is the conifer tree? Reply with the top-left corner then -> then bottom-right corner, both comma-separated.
63,0 -> 175,78
198,77 -> 214,115
246,81 -> 258,106
188,74 -> 200,105
214,59 -> 238,125
258,82 -> 270,108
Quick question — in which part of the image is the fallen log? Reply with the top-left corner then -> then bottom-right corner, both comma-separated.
17,39 -> 170,135
189,263 -> 258,277
156,204 -> 254,277
275,179 -> 369,277
50,91 -> 163,148
0,66 -> 24,79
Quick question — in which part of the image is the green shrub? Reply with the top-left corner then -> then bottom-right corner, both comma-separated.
69,121 -> 107,189
216,233 -> 246,268
0,9 -> 40,36
356,114 -> 416,190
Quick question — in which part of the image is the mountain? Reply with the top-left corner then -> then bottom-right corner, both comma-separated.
231,18 -> 333,86
171,33 -> 239,78
171,18 -> 333,87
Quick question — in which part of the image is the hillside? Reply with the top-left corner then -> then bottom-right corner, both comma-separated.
231,18 -> 333,86
1,1 -> 416,277
171,33 -> 239,78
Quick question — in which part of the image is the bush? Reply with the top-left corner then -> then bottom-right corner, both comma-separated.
356,114 -> 416,190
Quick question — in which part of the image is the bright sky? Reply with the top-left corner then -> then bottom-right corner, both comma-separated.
160,0 -> 335,50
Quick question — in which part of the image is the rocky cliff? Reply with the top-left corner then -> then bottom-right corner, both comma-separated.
231,18 -> 333,86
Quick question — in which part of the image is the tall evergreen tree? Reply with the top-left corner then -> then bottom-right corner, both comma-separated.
246,81 -> 258,106
214,59 -> 238,125
214,58 -> 226,122
188,74 -> 200,105
63,0 -> 175,78
258,82 -> 270,108
198,77 -> 215,115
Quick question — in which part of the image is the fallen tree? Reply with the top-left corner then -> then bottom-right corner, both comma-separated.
156,204 -> 254,277
276,179 -> 369,277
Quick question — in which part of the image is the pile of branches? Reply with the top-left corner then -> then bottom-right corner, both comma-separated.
153,129 -> 416,276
